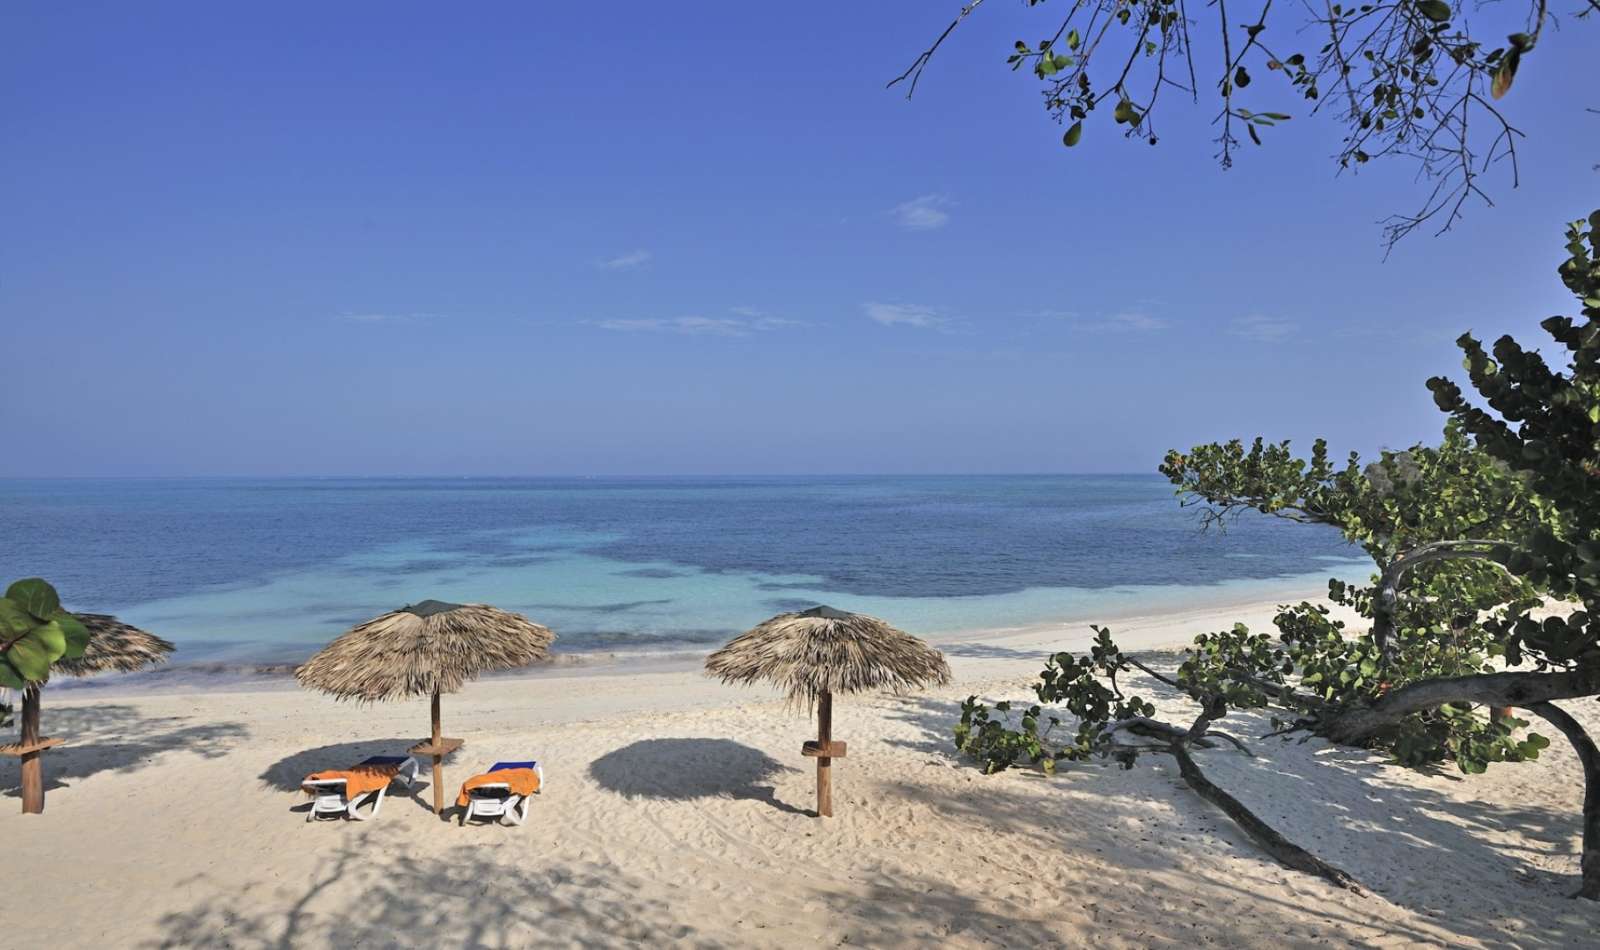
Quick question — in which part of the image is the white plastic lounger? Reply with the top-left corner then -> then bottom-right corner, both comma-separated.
304,755 -> 419,822
461,760 -> 543,827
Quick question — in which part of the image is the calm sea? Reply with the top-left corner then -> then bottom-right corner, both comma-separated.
0,476 -> 1368,666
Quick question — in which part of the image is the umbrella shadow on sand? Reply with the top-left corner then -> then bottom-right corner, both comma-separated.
259,739 -> 462,815
588,738 -> 809,816
1,703 -> 247,797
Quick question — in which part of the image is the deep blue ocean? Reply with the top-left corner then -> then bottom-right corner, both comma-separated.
0,476 -> 1368,665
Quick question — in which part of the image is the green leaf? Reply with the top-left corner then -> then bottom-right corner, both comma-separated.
52,611 -> 90,659
1063,121 -> 1083,147
1415,0 -> 1451,23
29,621 -> 68,662
5,578 -> 61,621
0,661 -> 24,690
0,598 -> 35,637
7,636 -> 52,681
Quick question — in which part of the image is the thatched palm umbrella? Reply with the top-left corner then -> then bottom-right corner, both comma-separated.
4,614 -> 175,815
705,605 -> 949,817
294,600 -> 554,816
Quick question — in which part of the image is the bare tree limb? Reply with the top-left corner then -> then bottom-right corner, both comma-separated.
1169,740 -> 1365,892
1525,701 -> 1600,900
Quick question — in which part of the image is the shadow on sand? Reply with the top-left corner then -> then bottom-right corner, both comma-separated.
142,846 -> 1075,948
0,703 -> 248,797
259,739 -> 463,816
878,676 -> 1599,948
588,737 -> 808,815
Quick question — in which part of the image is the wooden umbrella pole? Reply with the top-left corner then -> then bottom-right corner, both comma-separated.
20,685 -> 43,815
430,688 -> 444,815
816,690 -> 833,818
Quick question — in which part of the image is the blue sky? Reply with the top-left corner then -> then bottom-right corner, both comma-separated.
2,2 -> 1594,476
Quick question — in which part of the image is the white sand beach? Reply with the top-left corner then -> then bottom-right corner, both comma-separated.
6,595 -> 1596,948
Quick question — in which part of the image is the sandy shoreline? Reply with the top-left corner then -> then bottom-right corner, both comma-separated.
7,589 -> 1596,947
53,578 -> 1348,698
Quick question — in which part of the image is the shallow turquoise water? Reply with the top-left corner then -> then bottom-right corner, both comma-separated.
1,476 -> 1370,663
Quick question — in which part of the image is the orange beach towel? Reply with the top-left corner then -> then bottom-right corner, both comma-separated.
303,763 -> 400,799
456,768 -> 541,807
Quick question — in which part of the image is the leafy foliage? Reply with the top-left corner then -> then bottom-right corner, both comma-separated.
893,0 -> 1595,248
952,209 -> 1600,895
0,578 -> 91,690
956,627 -> 1156,773
1155,419 -> 1556,770
1429,210 -> 1600,671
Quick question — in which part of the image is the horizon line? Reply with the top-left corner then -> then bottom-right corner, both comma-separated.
0,471 -> 1167,481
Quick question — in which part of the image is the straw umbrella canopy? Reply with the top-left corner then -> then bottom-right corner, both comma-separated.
294,600 -> 555,815
6,614 -> 175,815
705,605 -> 949,817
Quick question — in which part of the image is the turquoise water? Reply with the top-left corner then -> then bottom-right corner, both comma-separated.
1,476 -> 1370,665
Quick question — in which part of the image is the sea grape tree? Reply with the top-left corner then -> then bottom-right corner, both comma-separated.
957,429 -> 1555,889
0,578 -> 90,689
1425,209 -> 1600,898
957,210 -> 1600,897
1161,421 -> 1561,771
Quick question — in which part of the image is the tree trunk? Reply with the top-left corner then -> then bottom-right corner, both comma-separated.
20,685 -> 42,815
1373,566 -> 1400,664
1169,741 -> 1362,892
1322,668 -> 1600,746
1526,701 -> 1600,900
1310,668 -> 1600,900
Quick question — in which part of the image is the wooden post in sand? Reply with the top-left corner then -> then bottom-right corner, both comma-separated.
429,689 -> 444,814
815,690 -> 833,817
3,684 -> 66,814
19,686 -> 44,814
799,690 -> 848,817
406,687 -> 464,818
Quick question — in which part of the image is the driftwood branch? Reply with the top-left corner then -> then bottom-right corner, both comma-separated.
1169,740 -> 1364,892
1107,711 -> 1358,889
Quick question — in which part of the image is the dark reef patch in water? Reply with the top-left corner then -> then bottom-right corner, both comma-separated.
520,599 -> 676,615
615,567 -> 690,579
764,598 -> 821,614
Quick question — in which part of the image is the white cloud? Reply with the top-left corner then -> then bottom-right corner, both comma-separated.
890,194 -> 953,232
1072,311 -> 1167,332
599,249 -> 653,270
728,307 -> 806,331
592,309 -> 803,337
863,301 -> 946,329
1229,314 -> 1295,342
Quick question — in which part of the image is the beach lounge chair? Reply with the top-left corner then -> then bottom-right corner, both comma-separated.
302,755 -> 419,822
458,760 -> 543,826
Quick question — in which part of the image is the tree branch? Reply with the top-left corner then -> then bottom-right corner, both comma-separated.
1525,701 -> 1600,900
1322,668 -> 1600,744
1169,740 -> 1364,892
887,0 -> 988,100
